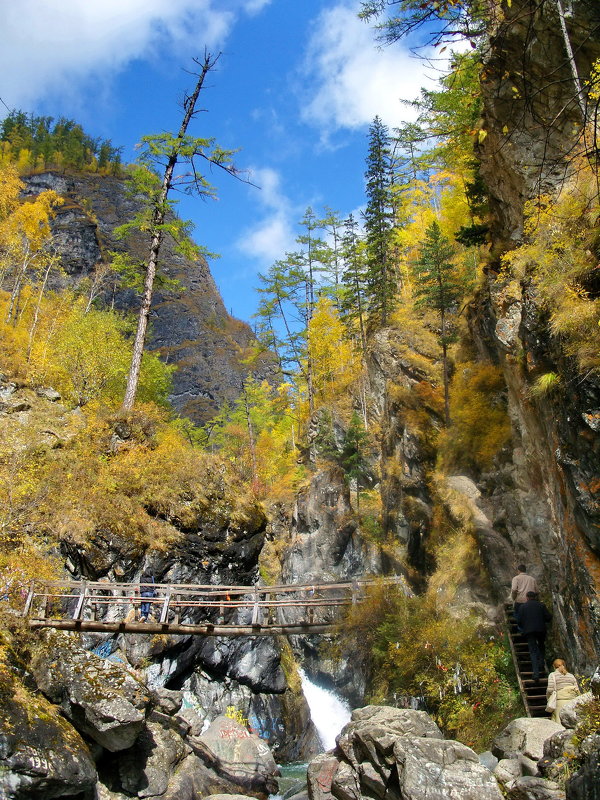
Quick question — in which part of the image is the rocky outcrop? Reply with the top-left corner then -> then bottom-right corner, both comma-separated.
0,680 -> 97,799
306,705 -> 503,800
277,467 -> 400,705
367,325 -> 442,573
0,627 -> 281,800
22,171 -> 276,424
462,0 -> 600,669
195,714 -> 279,798
478,0 -> 600,247
31,630 -> 149,752
492,718 -> 565,763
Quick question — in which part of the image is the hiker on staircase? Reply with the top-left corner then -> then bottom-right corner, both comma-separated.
511,564 -> 537,617
516,591 -> 552,682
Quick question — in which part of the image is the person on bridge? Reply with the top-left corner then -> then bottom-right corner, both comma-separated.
511,565 -> 537,617
516,591 -> 552,681
139,571 -> 156,622
546,659 -> 580,723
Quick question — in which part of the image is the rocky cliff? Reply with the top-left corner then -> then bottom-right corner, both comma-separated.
467,0 -> 600,669
22,171 -> 276,424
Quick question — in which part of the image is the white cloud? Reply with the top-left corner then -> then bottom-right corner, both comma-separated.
237,166 -> 297,265
0,0 -> 260,110
243,0 -> 272,14
301,1 -> 444,135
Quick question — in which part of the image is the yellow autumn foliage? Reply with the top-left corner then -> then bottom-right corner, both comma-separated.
502,159 -> 600,373
440,361 -> 512,473
308,297 -> 360,408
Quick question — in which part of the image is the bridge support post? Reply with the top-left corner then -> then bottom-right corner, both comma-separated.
72,582 -> 88,621
160,590 -> 172,625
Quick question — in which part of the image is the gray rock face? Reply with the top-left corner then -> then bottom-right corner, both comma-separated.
0,685 -> 97,799
495,758 -> 523,785
492,718 -> 565,762
566,734 -> 600,800
467,0 -> 600,670
505,776 -> 565,800
195,714 -> 280,799
306,705 -> 502,800
393,736 -> 504,800
479,751 -> 499,772
22,171 -> 277,424
558,692 -> 592,729
278,468 -> 395,704
31,631 -> 148,752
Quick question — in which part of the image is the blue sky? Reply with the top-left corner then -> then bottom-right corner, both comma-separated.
1,0 -> 448,324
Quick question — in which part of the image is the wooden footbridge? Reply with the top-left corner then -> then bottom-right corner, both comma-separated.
21,577 -> 403,637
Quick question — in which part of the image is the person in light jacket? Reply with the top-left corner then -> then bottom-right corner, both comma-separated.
546,659 -> 580,723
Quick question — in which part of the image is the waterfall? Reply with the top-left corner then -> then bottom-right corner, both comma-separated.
299,668 -> 351,751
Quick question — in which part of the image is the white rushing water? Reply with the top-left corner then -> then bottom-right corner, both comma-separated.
299,668 -> 351,751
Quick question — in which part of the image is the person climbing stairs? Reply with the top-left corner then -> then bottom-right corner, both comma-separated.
504,604 -> 548,717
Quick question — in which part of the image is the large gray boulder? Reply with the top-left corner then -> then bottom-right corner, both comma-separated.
31,631 -> 149,751
505,776 -> 565,799
336,706 -> 443,767
194,714 -> 279,799
0,684 -> 97,799
393,736 -> 504,800
492,718 -> 564,761
306,705 -> 502,800
558,692 -> 592,729
306,753 -> 340,800
495,758 -> 523,785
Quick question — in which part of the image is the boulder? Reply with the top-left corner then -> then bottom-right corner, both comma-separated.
194,714 -> 279,799
330,759 -> 361,800
117,719 -> 190,797
336,706 -> 443,767
36,387 -> 61,402
393,736 -> 504,800
492,718 -> 564,761
495,758 -> 523,784
152,687 -> 184,716
479,751 -> 499,772
519,755 -> 540,777
307,753 -> 340,800
505,776 -> 565,799
307,705 -> 502,800
0,686 -> 97,799
558,692 -> 592,729
542,730 -> 578,761
31,631 -> 149,751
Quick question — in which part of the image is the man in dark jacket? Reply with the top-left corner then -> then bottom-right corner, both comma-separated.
516,591 -> 552,680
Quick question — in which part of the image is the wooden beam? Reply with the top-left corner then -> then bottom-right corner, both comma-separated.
28,619 -> 333,636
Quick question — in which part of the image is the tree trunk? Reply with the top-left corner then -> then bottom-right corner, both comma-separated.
554,0 -> 587,120
122,54 -> 216,412
27,254 -> 56,361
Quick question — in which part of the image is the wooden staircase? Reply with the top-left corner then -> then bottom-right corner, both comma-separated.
504,604 -> 548,717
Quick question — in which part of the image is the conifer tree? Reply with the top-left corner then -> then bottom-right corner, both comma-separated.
413,220 -> 462,424
320,207 -> 345,309
363,116 -> 397,326
340,213 -> 368,354
117,52 -> 243,412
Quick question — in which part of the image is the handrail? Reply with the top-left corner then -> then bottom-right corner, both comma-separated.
19,576 -> 405,636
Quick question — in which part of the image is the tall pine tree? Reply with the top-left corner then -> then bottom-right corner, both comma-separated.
363,116 -> 397,327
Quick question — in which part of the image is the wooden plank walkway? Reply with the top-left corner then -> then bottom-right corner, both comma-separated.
504,604 -> 549,717
21,577 -> 404,637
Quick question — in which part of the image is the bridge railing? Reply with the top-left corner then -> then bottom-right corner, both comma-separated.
21,576 -> 405,632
